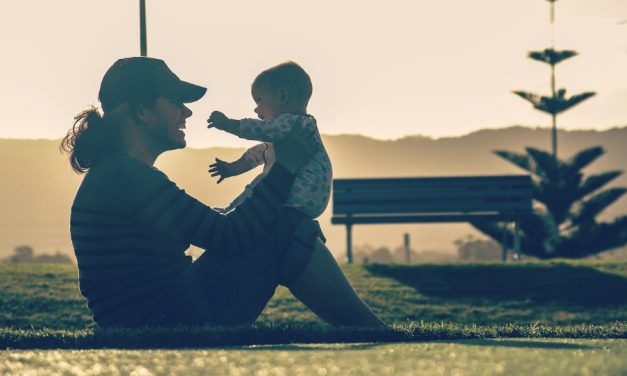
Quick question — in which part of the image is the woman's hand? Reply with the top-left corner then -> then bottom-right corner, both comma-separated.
274,122 -> 316,174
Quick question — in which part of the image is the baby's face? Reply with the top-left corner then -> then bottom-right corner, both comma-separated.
252,84 -> 282,121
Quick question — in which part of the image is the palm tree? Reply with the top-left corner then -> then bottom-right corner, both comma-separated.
472,146 -> 627,259
514,0 -> 596,158
514,48 -> 595,158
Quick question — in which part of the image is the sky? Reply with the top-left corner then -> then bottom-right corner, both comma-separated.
1,0 -> 626,148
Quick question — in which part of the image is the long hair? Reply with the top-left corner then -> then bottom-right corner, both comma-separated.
60,106 -> 122,174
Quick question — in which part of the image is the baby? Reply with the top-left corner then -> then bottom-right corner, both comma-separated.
207,61 -> 332,218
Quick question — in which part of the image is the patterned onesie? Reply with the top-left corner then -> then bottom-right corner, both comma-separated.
222,113 -> 332,218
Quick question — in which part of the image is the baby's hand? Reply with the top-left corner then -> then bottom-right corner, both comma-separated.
209,158 -> 238,184
208,111 -> 230,130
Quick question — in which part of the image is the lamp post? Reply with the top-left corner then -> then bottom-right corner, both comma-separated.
140,0 -> 147,56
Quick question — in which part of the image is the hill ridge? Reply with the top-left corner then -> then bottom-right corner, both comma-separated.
1,126 -> 626,259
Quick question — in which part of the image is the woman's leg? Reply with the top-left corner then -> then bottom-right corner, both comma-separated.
165,209 -> 383,327
287,238 -> 385,327
169,248 -> 281,325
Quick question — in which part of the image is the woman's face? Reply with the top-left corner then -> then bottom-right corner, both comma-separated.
139,97 -> 192,151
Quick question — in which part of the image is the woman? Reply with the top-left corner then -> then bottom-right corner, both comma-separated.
61,57 -> 383,327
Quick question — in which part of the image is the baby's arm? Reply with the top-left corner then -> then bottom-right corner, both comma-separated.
237,114 -> 300,142
209,111 -> 308,143
241,142 -> 268,167
208,111 -> 239,132
209,143 -> 267,184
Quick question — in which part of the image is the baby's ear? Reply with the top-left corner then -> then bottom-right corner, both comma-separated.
278,87 -> 290,104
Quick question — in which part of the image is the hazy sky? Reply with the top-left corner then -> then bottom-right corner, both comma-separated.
1,0 -> 626,147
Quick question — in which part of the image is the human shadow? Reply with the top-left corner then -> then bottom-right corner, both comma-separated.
365,263 -> 627,308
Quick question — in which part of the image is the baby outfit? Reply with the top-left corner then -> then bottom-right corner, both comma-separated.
221,113 -> 332,218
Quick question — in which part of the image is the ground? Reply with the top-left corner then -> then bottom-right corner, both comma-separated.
0,261 -> 625,374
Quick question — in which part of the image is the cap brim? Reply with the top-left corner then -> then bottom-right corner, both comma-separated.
170,80 -> 207,103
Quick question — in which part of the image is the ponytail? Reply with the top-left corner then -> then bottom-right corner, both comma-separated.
60,106 -> 122,174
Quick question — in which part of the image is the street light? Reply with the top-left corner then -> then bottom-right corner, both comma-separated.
140,0 -> 147,56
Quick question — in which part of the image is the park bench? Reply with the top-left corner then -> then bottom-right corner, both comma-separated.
331,175 -> 534,263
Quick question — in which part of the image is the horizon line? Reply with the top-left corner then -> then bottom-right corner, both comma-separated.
2,124 -> 626,147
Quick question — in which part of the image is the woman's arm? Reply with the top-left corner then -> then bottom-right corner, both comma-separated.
119,128 -> 314,255
122,158 -> 293,255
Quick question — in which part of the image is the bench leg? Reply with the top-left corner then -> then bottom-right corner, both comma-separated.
346,224 -> 353,264
501,223 -> 508,261
513,221 -> 521,260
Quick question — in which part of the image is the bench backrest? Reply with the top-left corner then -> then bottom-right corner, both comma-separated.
332,175 -> 533,223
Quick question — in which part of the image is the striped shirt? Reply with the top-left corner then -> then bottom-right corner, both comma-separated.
70,152 -> 293,326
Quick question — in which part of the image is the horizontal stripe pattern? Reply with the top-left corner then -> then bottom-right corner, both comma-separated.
71,152 -> 293,325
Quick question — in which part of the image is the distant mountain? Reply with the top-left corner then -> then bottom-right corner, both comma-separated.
1,126 -> 626,260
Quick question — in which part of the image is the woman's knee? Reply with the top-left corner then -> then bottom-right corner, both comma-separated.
172,250 -> 280,325
273,211 -> 323,286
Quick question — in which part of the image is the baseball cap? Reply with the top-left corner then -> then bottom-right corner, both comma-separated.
98,57 -> 207,112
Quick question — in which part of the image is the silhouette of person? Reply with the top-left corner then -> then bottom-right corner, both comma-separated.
61,57 -> 383,327
208,61 -> 332,219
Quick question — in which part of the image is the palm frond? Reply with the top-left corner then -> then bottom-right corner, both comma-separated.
575,170 -> 622,200
526,147 -> 560,180
515,90 -> 596,116
572,188 -> 627,225
558,216 -> 627,257
549,91 -> 596,114
493,150 -> 532,173
528,48 -> 578,65
566,146 -> 604,172
513,91 -> 543,108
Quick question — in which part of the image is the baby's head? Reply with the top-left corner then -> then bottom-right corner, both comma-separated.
251,61 -> 312,120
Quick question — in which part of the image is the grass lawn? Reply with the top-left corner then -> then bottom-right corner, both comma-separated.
2,339 -> 626,375
0,260 -> 625,348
